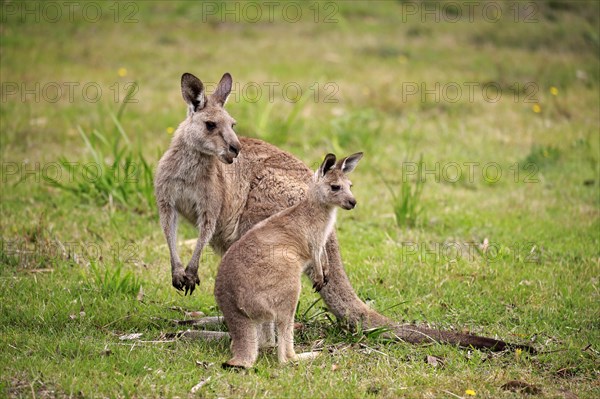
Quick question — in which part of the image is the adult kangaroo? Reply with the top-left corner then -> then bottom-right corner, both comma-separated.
154,72 -> 533,352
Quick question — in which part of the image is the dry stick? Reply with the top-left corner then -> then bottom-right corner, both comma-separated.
190,377 -> 212,394
171,316 -> 224,327
179,330 -> 230,341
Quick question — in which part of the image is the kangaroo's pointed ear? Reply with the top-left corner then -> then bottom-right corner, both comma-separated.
181,73 -> 206,116
339,152 -> 363,174
318,153 -> 337,178
212,72 -> 233,106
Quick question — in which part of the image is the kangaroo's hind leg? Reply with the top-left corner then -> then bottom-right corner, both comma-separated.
275,294 -> 299,364
276,316 -> 297,364
222,313 -> 259,369
258,321 -> 276,348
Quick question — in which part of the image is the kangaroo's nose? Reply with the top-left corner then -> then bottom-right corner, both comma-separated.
348,199 -> 357,209
229,144 -> 240,156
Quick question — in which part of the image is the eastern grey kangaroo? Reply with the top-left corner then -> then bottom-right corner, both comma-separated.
215,152 -> 363,368
154,72 -> 533,353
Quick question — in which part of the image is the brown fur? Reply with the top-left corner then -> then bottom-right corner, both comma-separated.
215,153 -> 362,368
154,72 -> 535,354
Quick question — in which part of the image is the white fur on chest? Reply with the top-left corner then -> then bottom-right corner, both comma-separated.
175,184 -> 202,223
321,208 -> 337,248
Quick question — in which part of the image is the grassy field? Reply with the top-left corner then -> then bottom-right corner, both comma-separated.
1,1 -> 599,397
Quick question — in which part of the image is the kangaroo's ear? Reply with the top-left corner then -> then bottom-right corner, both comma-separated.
339,152 -> 363,174
212,72 -> 233,106
318,153 -> 337,178
181,73 -> 206,115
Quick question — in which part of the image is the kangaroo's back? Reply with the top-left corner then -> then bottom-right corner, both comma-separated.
232,137 -> 312,240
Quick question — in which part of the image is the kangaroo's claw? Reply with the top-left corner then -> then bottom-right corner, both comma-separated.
183,269 -> 200,296
312,280 -> 324,292
221,362 -> 248,371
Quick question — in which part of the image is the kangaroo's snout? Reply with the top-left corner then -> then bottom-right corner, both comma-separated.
221,139 -> 242,164
345,198 -> 357,210
229,143 -> 240,156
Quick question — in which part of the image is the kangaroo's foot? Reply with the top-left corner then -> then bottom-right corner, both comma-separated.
278,350 -> 298,364
222,362 -> 248,370
281,353 -> 299,364
222,357 -> 253,370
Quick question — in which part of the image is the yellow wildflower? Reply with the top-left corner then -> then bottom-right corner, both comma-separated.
465,389 -> 476,396
516,348 -> 522,359
118,67 -> 127,77
550,86 -> 558,96
166,127 -> 174,135
532,104 -> 541,113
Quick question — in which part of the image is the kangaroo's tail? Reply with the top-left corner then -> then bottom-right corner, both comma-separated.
318,233 -> 535,354
388,323 -> 536,353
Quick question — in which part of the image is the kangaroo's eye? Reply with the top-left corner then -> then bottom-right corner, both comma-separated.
205,121 -> 217,131
330,185 -> 341,192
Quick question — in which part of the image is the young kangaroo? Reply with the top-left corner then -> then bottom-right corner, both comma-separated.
155,72 -> 533,354
215,152 -> 363,368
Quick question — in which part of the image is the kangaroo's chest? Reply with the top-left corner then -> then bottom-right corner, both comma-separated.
172,170 -> 221,225
174,184 -> 201,224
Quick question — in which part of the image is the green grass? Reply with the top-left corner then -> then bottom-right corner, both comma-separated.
42,113 -> 155,213
1,1 -> 599,398
382,154 -> 426,228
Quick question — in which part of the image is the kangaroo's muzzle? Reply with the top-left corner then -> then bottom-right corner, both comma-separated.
344,199 -> 357,210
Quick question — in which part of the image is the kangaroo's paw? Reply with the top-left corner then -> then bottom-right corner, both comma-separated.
182,268 -> 200,295
171,267 -> 186,291
312,279 -> 325,292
